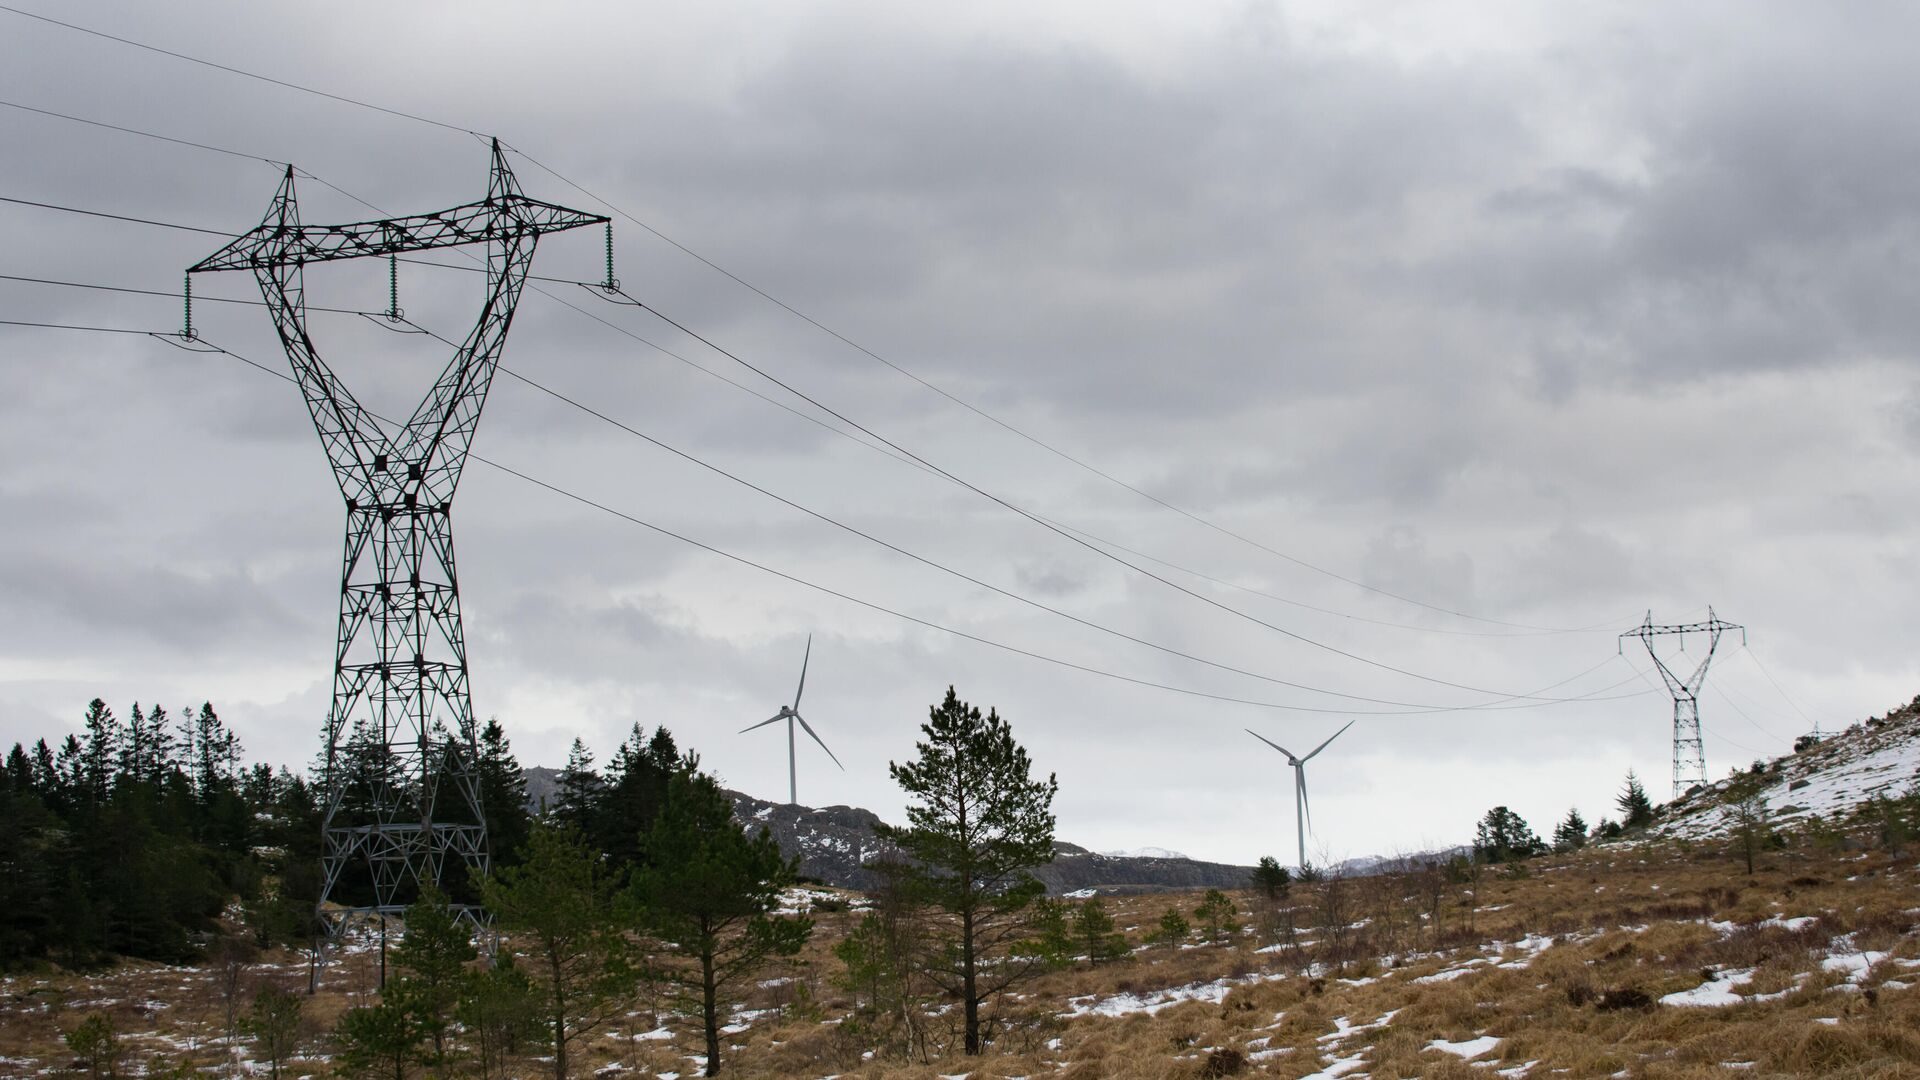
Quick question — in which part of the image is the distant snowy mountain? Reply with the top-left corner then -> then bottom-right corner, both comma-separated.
1100,846 -> 1190,860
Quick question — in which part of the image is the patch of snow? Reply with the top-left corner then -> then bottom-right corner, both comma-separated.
1428,1035 -> 1500,1060
1495,1060 -> 1540,1077
1298,1051 -> 1369,1078
1660,968 -> 1757,1007
1065,976 -> 1245,1017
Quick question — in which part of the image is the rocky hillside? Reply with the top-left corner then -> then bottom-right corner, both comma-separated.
725,787 -> 1258,894
1657,693 -> 1920,839
523,766 -> 1255,893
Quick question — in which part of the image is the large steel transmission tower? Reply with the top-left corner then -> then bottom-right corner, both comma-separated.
1620,608 -> 1745,799
189,142 -> 606,939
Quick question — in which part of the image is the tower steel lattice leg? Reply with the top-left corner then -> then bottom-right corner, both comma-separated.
189,143 -> 608,976
1621,608 -> 1745,801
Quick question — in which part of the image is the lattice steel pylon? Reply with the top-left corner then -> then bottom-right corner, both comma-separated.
1620,608 -> 1746,799
189,142 -> 607,944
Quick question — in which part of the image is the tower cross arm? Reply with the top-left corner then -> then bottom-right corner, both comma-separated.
187,195 -> 608,274
1619,616 -> 1744,641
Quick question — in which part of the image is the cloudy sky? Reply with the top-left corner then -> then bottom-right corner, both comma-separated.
3,1 -> 1916,864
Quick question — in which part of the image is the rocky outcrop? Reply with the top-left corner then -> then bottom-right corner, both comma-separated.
724,788 -> 1256,895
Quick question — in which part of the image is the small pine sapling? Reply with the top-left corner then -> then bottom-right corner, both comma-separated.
1155,907 -> 1191,948
1193,889 -> 1240,944
1073,898 -> 1129,966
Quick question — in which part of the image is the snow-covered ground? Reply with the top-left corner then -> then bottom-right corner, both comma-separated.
1662,712 -> 1920,840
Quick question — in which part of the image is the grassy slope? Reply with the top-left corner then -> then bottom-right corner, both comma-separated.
4,715 -> 1918,1079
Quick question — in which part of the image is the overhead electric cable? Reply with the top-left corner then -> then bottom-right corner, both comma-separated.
2,314 -> 1653,719
0,96 -> 286,166
0,3 -> 1622,634
2,99 -> 1639,660
0,193 -> 230,236
0,5 -> 475,136
6,265 -> 1639,712
0,182 -> 1629,707
628,291 -> 1595,702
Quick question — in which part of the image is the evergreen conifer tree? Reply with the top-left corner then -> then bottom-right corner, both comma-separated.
479,823 -> 636,1080
1193,889 -> 1240,943
389,887 -> 477,1072
1251,856 -> 1292,900
1616,770 -> 1655,829
596,724 -> 679,869
476,720 -> 532,863
549,739 -> 603,837
631,767 -> 810,1076
1552,808 -> 1589,852
872,688 -> 1058,1056
1073,898 -> 1128,965
1474,806 -> 1547,864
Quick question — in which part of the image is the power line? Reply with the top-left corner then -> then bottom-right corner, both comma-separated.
2,314 -> 1653,719
2,266 -> 1644,712
0,5 -> 476,136
0,96 -> 286,167
0,4 -> 1621,636
0,186 -> 1637,702
630,291 -> 1596,702
0,193 -> 230,236
511,143 -> 1607,634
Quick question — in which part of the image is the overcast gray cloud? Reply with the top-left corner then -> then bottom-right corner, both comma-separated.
3,1 -> 1917,864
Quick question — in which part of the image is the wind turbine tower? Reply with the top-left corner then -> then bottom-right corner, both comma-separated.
742,635 -> 843,804
1246,720 -> 1354,870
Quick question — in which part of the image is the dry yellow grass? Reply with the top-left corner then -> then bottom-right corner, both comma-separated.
2,835 -> 1917,1078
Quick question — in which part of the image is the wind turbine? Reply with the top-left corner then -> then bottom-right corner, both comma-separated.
741,635 -> 843,805
1246,720 -> 1355,870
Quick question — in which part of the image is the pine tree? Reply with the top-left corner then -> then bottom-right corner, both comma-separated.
5,743 -> 32,794
1616,770 -> 1655,829
191,703 -> 240,799
1073,898 -> 1128,966
630,767 -> 810,1076
241,986 -> 303,1080
872,688 -> 1058,1056
1552,808 -> 1589,852
1251,856 -> 1292,900
1474,806 -> 1547,864
1193,889 -> 1240,943
548,738 -> 603,836
475,720 -> 532,863
79,699 -> 119,803
479,824 -> 636,1080
1155,907 -> 1191,948
596,724 -> 678,869
389,887 -> 477,1072
333,998 -> 421,1080
456,959 -> 543,1080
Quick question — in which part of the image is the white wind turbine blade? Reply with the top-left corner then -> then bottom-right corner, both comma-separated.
740,710 -> 786,734
793,711 -> 844,770
793,633 -> 812,710
1244,728 -> 1302,763
1302,719 -> 1356,762
1298,766 -> 1313,833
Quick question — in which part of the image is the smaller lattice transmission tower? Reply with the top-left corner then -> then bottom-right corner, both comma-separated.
188,141 -> 607,943
1620,608 -> 1745,799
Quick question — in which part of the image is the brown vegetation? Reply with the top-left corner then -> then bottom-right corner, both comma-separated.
3,831 -> 1919,1077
